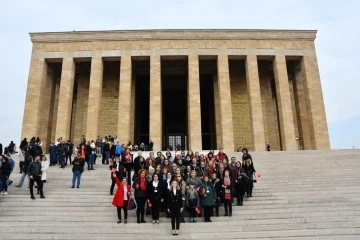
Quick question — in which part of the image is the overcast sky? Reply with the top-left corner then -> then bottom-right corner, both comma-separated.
0,0 -> 359,149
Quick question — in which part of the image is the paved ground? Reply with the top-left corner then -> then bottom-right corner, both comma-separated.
1,150 -> 360,239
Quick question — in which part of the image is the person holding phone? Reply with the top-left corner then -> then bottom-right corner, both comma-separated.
167,180 -> 183,235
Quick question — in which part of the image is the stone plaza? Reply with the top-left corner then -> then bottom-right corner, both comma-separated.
21,29 -> 330,151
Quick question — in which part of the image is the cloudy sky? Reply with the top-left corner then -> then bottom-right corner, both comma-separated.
0,0 -> 359,149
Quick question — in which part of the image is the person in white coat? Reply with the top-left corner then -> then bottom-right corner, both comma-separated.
38,155 -> 49,194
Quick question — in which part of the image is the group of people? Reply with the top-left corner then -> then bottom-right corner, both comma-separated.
109,147 -> 256,235
2,135 -> 257,236
0,138 -> 49,200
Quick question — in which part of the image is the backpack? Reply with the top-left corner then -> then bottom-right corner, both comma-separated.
115,145 -> 121,155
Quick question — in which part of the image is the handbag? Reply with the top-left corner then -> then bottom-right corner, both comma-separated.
129,199 -> 137,210
252,172 -> 257,183
195,206 -> 201,215
224,192 -> 231,200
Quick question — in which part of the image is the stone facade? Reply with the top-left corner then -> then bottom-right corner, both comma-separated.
21,29 -> 330,152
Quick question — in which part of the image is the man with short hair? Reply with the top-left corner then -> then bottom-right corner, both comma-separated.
28,155 -> 45,199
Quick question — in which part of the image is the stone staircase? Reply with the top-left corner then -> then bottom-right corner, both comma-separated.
1,150 -> 360,239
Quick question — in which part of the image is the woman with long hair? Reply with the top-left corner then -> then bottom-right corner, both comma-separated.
243,156 -> 256,198
220,169 -> 234,217
167,180 -> 183,235
175,174 -> 186,223
39,155 -> 49,194
232,161 -> 248,205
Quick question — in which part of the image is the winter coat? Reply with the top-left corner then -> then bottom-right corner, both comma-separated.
49,145 -> 57,163
243,161 -> 256,189
231,167 -> 248,195
112,176 -> 132,208
167,189 -> 183,210
219,177 -> 235,203
41,160 -> 49,181
199,181 -> 217,207
0,162 -> 11,177
147,181 -> 163,201
132,177 -> 148,198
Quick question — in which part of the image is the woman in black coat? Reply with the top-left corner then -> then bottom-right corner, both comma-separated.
232,161 -> 248,206
243,156 -> 256,198
0,156 -> 11,194
219,170 -> 235,217
147,173 -> 163,224
132,169 -> 148,223
167,180 -> 184,235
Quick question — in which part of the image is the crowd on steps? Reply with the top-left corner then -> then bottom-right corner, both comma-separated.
0,135 -> 257,236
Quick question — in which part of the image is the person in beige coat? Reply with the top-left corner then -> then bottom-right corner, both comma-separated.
38,155 -> 49,194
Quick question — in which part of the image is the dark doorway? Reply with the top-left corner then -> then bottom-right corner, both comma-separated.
161,58 -> 188,150
199,59 -> 217,150
134,59 -> 150,147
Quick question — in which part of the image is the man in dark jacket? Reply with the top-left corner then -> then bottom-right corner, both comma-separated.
15,152 -> 32,188
109,157 -> 124,195
28,155 -> 45,199
58,141 -> 67,168
71,154 -> 85,188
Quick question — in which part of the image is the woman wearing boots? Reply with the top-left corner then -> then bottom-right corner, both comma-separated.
243,156 -> 256,198
147,173 -> 163,224
175,174 -> 186,223
167,180 -> 184,235
232,161 -> 248,205
199,175 -> 217,222
112,173 -> 131,224
39,155 -> 49,194
220,170 -> 234,217
211,172 -> 221,217
132,169 -> 148,223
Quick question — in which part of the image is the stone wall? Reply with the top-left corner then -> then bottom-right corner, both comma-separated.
258,61 -> 281,150
229,60 -> 253,151
99,70 -> 119,139
71,74 -> 89,145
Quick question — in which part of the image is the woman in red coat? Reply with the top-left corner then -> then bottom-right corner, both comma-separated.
112,172 -> 131,224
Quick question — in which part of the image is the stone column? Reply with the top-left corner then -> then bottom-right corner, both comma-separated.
213,76 -> 222,149
86,57 -> 103,141
149,55 -> 162,150
217,55 -> 235,152
246,55 -> 266,151
300,55 -> 330,150
55,58 -> 75,140
118,56 -> 132,144
21,58 -> 47,140
273,55 -> 297,150
188,55 -> 202,150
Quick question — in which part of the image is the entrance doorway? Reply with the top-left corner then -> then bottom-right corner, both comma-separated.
165,135 -> 187,151
161,58 -> 188,150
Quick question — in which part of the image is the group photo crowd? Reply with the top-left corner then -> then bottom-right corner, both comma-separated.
0,135 -> 257,236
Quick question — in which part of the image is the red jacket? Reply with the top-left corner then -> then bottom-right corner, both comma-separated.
112,177 -> 132,208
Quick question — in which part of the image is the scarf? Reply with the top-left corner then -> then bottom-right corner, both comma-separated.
140,177 -> 146,191
224,176 -> 231,194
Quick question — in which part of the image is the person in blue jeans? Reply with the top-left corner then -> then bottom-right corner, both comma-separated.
71,154 -> 85,188
15,153 -> 32,188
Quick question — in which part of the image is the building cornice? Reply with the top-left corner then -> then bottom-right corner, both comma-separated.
30,29 -> 317,43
